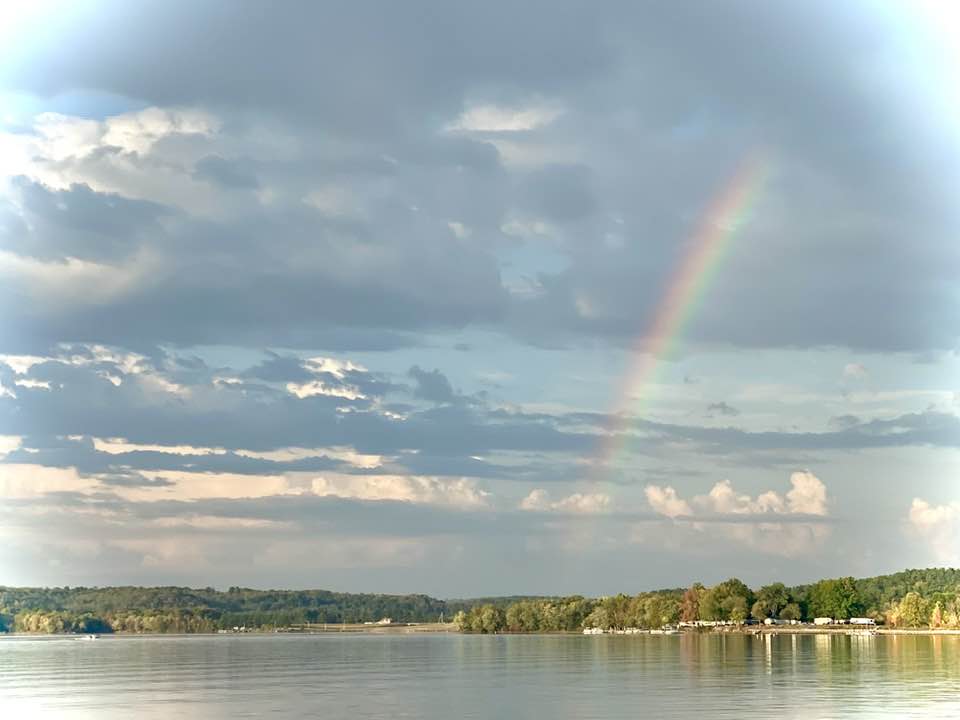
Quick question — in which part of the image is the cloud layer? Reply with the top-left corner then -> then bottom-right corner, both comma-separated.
1,2 -> 958,592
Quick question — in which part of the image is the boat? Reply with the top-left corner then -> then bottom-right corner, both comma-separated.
77,634 -> 100,641
651,627 -> 678,635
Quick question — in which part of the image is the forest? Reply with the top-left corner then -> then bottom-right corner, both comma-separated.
0,586 -> 446,634
457,568 -> 960,633
1,567 -> 958,634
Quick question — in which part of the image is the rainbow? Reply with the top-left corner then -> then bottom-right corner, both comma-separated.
592,150 -> 771,482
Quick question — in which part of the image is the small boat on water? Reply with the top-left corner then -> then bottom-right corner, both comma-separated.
77,634 -> 100,641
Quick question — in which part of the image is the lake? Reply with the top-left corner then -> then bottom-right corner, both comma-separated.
1,633 -> 958,718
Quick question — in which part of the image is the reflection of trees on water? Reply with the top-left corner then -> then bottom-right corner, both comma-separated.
436,633 -> 959,717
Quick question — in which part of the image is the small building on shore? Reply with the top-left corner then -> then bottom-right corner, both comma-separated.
813,618 -> 833,625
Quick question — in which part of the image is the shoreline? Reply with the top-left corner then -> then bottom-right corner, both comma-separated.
4,626 -> 960,638
745,627 -> 960,636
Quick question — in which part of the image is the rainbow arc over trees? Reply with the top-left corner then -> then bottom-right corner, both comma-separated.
592,150 -> 771,483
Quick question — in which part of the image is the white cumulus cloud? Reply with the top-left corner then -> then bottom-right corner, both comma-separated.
0,435 -> 21,459
646,471 -> 828,518
311,475 -> 490,509
908,498 -> 960,563
643,485 -> 692,518
519,488 -> 611,514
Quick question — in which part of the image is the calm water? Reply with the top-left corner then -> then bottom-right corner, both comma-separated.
1,633 -> 958,719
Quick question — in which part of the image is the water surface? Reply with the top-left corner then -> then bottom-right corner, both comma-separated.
1,633 -> 958,718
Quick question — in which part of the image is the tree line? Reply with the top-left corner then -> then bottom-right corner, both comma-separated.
0,585 -> 446,634
1,567 -> 958,634
456,569 -> 960,633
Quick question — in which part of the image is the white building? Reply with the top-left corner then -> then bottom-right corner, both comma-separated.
813,617 -> 833,625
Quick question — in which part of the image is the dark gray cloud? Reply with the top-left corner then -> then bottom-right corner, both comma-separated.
706,402 -> 740,418
637,412 -> 960,454
0,184 -> 508,351
98,472 -> 175,488
829,414 -> 862,430
408,366 -> 455,405
241,353 -> 319,384
4,1 -> 610,131
3,440 -> 347,477
1,178 -> 169,262
0,1 -> 955,353
2,351 -> 957,488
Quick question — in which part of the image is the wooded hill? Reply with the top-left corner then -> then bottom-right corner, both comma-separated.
2,567 -> 958,634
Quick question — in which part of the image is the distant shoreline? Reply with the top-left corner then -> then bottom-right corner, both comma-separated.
742,627 -> 960,636
4,569 -> 959,636
0,622 -> 458,638
4,626 -> 960,638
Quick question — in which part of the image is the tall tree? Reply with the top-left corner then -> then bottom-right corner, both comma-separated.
752,583 -> 790,619
809,577 -> 862,619
895,593 -> 928,628
680,584 -> 703,622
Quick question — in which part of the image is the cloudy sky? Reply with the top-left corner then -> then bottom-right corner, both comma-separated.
0,0 -> 958,596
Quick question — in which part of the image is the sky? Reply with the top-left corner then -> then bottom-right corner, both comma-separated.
0,0 -> 958,597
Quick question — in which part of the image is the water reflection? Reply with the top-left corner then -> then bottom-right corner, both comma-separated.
0,634 -> 957,719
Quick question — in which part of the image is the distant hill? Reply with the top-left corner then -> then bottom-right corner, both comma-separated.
1,567 -> 957,634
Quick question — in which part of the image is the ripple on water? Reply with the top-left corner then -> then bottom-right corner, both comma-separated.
0,634 -> 958,719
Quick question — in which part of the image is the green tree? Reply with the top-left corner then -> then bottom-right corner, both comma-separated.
779,603 -> 802,621
702,578 -> 754,622
698,588 -> 721,621
478,605 -> 505,634
809,577 -> 862,620
896,592 -> 928,628
643,594 -> 679,628
584,605 -> 610,631
752,583 -> 790,619
504,603 -> 526,632
597,594 -> 633,630
930,601 -> 944,628
728,597 -> 748,625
